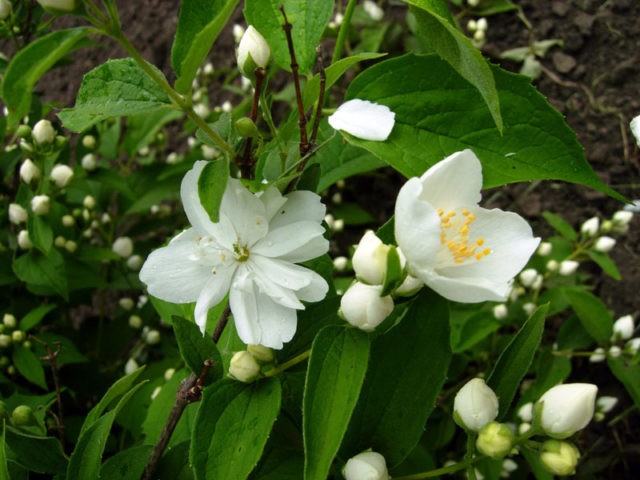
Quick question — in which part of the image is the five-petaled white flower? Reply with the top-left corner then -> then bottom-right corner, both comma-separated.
395,150 -> 540,303
140,161 -> 329,349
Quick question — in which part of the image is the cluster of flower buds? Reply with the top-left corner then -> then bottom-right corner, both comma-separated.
0,314 -> 32,377
229,345 -> 275,383
467,16 -> 488,48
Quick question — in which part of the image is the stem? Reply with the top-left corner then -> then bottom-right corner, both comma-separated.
394,460 -> 475,480
239,68 -> 266,179
264,349 -> 311,377
33,337 -> 65,446
307,47 -> 326,157
465,433 -> 477,480
331,0 -> 357,64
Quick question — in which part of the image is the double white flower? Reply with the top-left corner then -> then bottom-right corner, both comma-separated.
140,161 -> 329,349
395,150 -> 540,303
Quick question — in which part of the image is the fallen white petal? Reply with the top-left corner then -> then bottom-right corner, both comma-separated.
328,99 -> 395,141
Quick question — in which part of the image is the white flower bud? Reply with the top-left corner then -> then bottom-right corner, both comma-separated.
145,329 -> 161,345
61,214 -> 75,227
517,402 -> 533,422
17,230 -> 32,249
596,396 -> 618,414
518,422 -> 531,435
36,0 -> 77,13
331,192 -> 342,204
150,386 -> 162,400
537,241 -> 552,256
0,334 -> 11,348
589,347 -> 605,363
580,216 -> 599,236
124,357 -> 139,375
537,383 -> 597,439
594,236 -> 615,253
540,440 -> 580,476
9,203 -> 28,225
531,274 -> 543,290
332,218 -> 345,232
112,236 -> 134,258
201,145 -> 218,159
221,101 -> 232,113
631,115 -> 640,148
467,19 -> 477,32
519,268 -> 538,287
3,314 -> 16,328
343,451 -> 389,480
473,29 -> 486,42
19,159 -> 40,184
83,195 -> 96,209
81,153 -> 98,171
166,152 -> 179,164
522,302 -> 536,316
31,119 -> 56,144
612,314 -> 634,341
101,213 -> 111,224
119,297 -> 135,311
363,0 -> 384,21
0,0 -> 12,19
126,254 -> 143,271
476,422 -> 514,459
11,330 -> 24,343
476,17 -> 488,31
558,260 -> 579,276
468,0 -> 480,6
502,459 -> 518,475
203,62 -> 214,76
64,240 -> 77,253
237,26 -> 271,77
339,282 -> 394,332
324,214 -> 335,230
129,315 -> 142,329
626,337 -> 640,355
229,351 -> 261,383
333,256 -> 348,272
453,378 -> 499,432
352,231 -> 390,285
247,344 -> 275,364
193,103 -> 210,118
54,236 -> 66,248
612,210 -> 633,225
31,195 -> 50,215
608,345 -> 621,358
81,135 -> 96,149
493,304 -> 508,320
50,164 -> 74,187
232,24 -> 245,43
546,260 -> 558,272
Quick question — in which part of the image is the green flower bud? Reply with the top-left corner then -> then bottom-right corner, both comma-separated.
540,440 -> 580,476
11,405 -> 37,427
0,334 -> 11,348
229,351 -> 261,383
11,330 -> 25,343
16,125 -> 32,138
247,344 -> 275,364
476,422 -> 514,458
235,117 -> 260,138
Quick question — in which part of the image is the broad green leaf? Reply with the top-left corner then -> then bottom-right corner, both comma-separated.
542,211 -> 577,241
519,348 -> 571,404
341,289 -> 451,467
191,378 -> 281,480
156,440 -> 195,480
67,381 -> 146,480
587,250 -> 621,280
12,249 -> 68,300
486,304 -> 547,418
173,0 -> 241,93
406,0 -> 502,131
470,0 -> 518,16
564,288 -> 613,344
173,316 -> 223,384
608,357 -> 640,408
149,295 -> 195,324
27,215 -> 53,255
344,54 -> 621,199
58,58 -> 173,132
12,347 -> 47,389
244,0 -> 334,74
123,107 -> 182,155
19,304 -> 56,331
1,28 -> 90,127
4,426 -> 67,475
452,311 -> 502,353
100,445 -> 153,480
303,326 -> 370,480
198,159 -> 229,223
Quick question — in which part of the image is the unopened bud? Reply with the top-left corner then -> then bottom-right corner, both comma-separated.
594,236 -> 616,253
493,304 -> 508,320
17,230 -> 32,249
129,315 -> 142,329
517,402 -> 533,422
453,378 -> 499,432
54,236 -> 66,248
82,135 -> 96,149
608,345 -> 622,358
540,440 -> 580,476
558,260 -> 579,276
596,396 -> 618,414
62,214 -> 75,227
476,422 -> 514,459
83,195 -> 96,209
229,351 -> 261,383
19,159 -> 40,184
81,153 -> 98,171
237,26 -> 271,77
580,216 -> 599,236
235,117 -> 260,138
124,357 -> 139,375
15,124 -> 31,138
589,347 -> 606,363
3,314 -> 16,328
145,329 -> 161,345
11,405 -> 37,427
31,195 -> 50,216
612,210 -> 633,225
126,254 -> 143,271
0,334 -> 11,348
612,314 -> 634,341
537,383 -> 597,439
363,0 -> 384,21
394,274 -> 423,297
119,297 -> 135,311
247,344 -> 275,364
519,268 -> 538,287
11,330 -> 24,343
112,236 -> 134,258
339,282 -> 394,332
50,164 -> 74,187
333,256 -> 348,272
352,231 -> 390,285
343,450 -> 389,480
9,203 -> 28,225
31,119 -> 56,145
537,241 -> 552,256
64,240 -> 77,253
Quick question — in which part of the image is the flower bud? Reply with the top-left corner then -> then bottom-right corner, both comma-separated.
453,378 -> 499,432
608,345 -> 621,358
119,297 -> 135,311
492,304 -> 508,320
31,119 -> 56,145
581,216 -> 600,236
11,405 -> 37,427
54,236 -> 66,248
36,0 -> 77,13
3,314 -> 16,328
83,195 -> 96,209
537,241 -> 552,256
589,347 -> 605,363
0,334 -> 11,348
343,451 -> 389,480
61,214 -> 74,227
596,396 -> 618,414
333,256 -> 348,272
19,159 -> 40,184
82,135 -> 96,149
537,383 -> 597,439
65,240 -> 77,253
352,231 -> 390,285
124,357 -> 139,375
11,330 -> 24,343
517,402 -> 533,422
235,117 -> 260,138
363,0 -> 384,21
0,0 -> 12,19
594,236 -> 615,253
9,203 -> 28,225
247,344 -> 275,364
17,230 -> 32,250
558,260 -> 579,276
540,440 -> 580,476
50,164 -> 74,187
394,274 -> 423,297
626,337 -> 640,356
145,329 -> 161,345
237,26 -> 270,77
112,236 -> 134,258
339,282 -> 394,332
546,259 -> 558,272
519,268 -> 538,287
31,195 -> 50,215
229,351 -> 261,383
81,153 -> 98,171
522,302 -> 536,316
476,422 -> 514,459
476,17 -> 488,31
129,315 -> 142,329
612,210 -> 633,225
612,314 -> 634,341
126,254 -> 143,271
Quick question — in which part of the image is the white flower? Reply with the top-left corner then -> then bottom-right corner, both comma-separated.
140,161 -> 329,349
328,99 -> 395,141
31,195 -> 50,215
81,153 -> 98,170
363,0 -> 384,21
237,26 -> 270,76
343,451 -> 389,480
537,383 -> 597,439
31,119 -> 56,144
19,159 -> 40,184
339,282 -> 394,331
612,314 -> 634,341
594,236 -> 615,253
0,0 -> 12,19
50,164 -> 74,187
229,351 -> 261,382
453,378 -> 499,432
580,216 -> 599,236
540,440 -> 580,476
9,203 -> 28,225
631,115 -> 640,147
352,231 -> 391,285
558,260 -> 579,276
36,0 -> 76,13
112,237 -> 134,258
395,150 -> 540,303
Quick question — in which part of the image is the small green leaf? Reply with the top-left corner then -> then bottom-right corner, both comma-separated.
452,311 -> 502,353
19,304 -> 56,331
563,288 -> 613,344
587,250 -> 621,280
58,58 -> 173,132
12,348 -> 46,389
12,250 -> 68,300
198,159 -> 230,223
542,212 -> 577,241
4,426 -> 67,475
1,28 -> 90,127
100,445 -> 153,480
123,107 -> 182,155
27,215 -> 53,255
172,0 -> 241,93
486,304 -> 547,419
303,326 -> 370,480
608,357 -> 640,408
191,378 -> 281,480
380,246 -> 403,296
173,316 -> 223,384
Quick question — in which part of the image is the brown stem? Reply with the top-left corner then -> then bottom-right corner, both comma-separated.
307,47 -> 327,160
212,303 -> 232,343
240,68 -> 267,179
280,5 -> 309,157
32,337 -> 65,446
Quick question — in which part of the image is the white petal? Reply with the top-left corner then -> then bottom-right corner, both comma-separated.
252,221 -> 326,257
220,178 -> 269,247
419,150 -> 483,211
250,255 -> 313,291
180,161 -> 217,236
631,115 -> 640,147
248,259 -> 305,309
328,99 -> 395,141
419,269 -> 511,303
295,270 -> 329,303
194,263 -> 237,333
258,186 -> 288,222
269,190 -> 326,230
394,177 -> 441,270
276,235 -> 330,264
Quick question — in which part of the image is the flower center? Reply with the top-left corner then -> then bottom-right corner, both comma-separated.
233,241 -> 250,262
438,208 -> 490,264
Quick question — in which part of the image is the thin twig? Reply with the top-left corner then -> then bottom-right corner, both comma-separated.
32,336 -> 65,446
212,303 -> 232,343
280,5 -> 309,157
308,47 -> 327,156
240,67 -> 267,179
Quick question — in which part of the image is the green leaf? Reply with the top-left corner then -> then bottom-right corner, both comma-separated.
149,295 -> 195,324
380,246 -> 403,296
191,378 -> 281,480
27,215 -> 53,255
486,304 -> 547,419
4,427 -> 67,475
470,0 -> 518,16
303,326 -> 370,480
12,348 -> 47,389
587,250 -> 621,280
452,311 -> 502,353
173,316 -> 223,384
12,250 -> 68,300
406,0 -> 502,131
19,304 -> 56,331
173,0 -> 241,93
123,107 -> 182,155
563,288 -> 613,344
344,54 -> 621,198
608,357 -> 640,408
58,58 -> 173,132
100,445 -> 153,480
542,211 -> 577,241
1,27 -> 90,127
341,289 -> 451,467
244,0 -> 335,74
197,159 -> 229,223
0,426 -> 10,480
